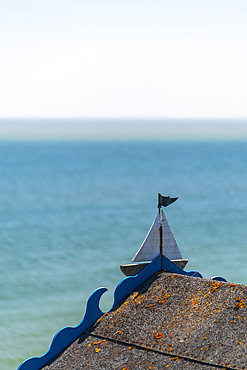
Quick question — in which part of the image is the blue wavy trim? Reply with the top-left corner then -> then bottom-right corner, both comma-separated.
161,255 -> 204,278
113,254 -> 204,307
113,255 -> 163,307
18,254 -> 226,370
17,287 -> 107,370
211,276 -> 227,282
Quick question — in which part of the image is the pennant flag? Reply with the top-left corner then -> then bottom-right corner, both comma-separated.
158,193 -> 178,207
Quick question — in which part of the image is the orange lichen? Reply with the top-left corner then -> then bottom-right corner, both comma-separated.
134,295 -> 145,304
116,330 -> 122,334
235,297 -> 246,309
157,294 -> 170,304
210,281 -> 223,293
155,333 -> 164,339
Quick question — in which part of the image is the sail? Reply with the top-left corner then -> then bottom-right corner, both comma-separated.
132,212 -> 182,263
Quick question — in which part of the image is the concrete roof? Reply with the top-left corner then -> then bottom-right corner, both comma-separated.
43,271 -> 247,370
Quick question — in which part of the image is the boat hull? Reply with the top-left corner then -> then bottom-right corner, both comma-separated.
120,259 -> 188,276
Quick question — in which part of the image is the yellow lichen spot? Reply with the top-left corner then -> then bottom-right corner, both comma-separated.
146,304 -> 154,309
93,340 -> 102,345
128,347 -> 132,349
95,348 -> 101,352
122,368 -> 129,370
238,341 -> 242,345
116,330 -> 122,334
168,348 -> 173,351
171,357 -> 179,361
203,337 -> 207,340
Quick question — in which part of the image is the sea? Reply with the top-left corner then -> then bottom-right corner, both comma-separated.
1,120 -> 247,369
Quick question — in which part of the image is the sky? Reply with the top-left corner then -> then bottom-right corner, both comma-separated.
0,0 -> 247,119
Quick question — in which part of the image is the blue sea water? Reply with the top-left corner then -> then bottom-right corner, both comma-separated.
1,139 -> 247,369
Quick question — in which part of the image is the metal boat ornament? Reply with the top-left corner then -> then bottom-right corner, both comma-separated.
120,193 -> 188,276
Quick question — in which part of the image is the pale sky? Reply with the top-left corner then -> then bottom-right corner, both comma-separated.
1,0 -> 247,118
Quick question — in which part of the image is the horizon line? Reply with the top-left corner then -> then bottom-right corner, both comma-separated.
0,119 -> 247,141
1,117 -> 247,121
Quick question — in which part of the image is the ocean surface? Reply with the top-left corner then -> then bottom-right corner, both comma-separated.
1,139 -> 247,369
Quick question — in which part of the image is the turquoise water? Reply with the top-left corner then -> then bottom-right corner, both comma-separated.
1,140 -> 247,369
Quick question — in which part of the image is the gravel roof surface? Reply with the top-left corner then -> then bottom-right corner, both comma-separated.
43,271 -> 247,370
